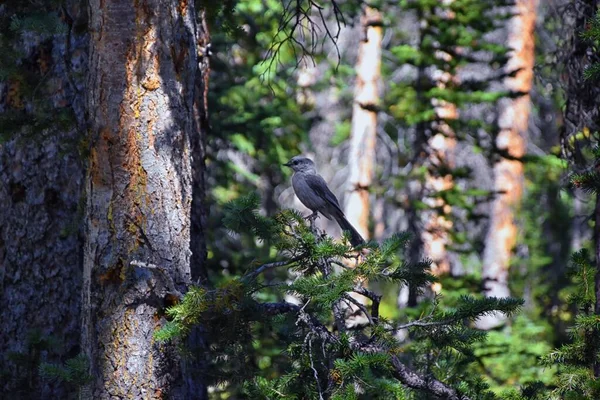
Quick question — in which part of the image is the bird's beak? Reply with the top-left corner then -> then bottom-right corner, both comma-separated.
283,161 -> 291,167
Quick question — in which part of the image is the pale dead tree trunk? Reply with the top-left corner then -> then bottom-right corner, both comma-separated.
83,1 -> 206,398
342,6 -> 382,328
344,6 -> 383,241
478,0 -> 536,330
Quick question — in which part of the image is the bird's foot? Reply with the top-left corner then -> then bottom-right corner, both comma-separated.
305,212 -> 319,222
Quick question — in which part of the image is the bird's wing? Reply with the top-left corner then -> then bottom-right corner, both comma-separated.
304,174 -> 344,215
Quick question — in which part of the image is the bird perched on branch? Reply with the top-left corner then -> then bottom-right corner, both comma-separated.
284,156 -> 364,247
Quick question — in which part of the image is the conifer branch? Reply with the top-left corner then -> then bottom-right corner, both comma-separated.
158,196 -> 524,397
258,300 -> 472,399
389,355 -> 472,400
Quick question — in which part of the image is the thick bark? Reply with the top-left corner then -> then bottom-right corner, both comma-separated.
83,1 -> 204,397
345,6 -> 383,241
0,2 -> 87,398
479,0 -> 536,329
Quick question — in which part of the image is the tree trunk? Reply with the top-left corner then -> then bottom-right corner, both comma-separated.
479,0 -> 536,330
345,6 -> 383,241
82,1 -> 205,397
0,2 -> 87,398
422,2 -> 458,280
562,0 -> 600,377
405,2 -> 458,307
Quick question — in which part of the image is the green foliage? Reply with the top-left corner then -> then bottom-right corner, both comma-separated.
472,316 -> 556,392
465,154 -> 570,392
571,168 -> 600,196
222,192 -> 279,240
0,329 -> 82,398
199,0 -> 240,37
205,0 -> 311,280
535,249 -> 600,399
582,12 -> 600,81
382,0 -> 516,266
39,354 -> 92,387
9,12 -> 66,36
157,195 -> 523,398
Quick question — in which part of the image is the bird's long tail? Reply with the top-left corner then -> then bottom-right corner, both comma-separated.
334,213 -> 365,247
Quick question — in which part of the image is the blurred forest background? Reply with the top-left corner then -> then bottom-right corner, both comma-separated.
3,0 -> 600,399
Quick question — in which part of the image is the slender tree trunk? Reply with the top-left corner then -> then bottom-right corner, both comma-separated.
342,6 -> 383,327
187,11 -> 211,399
422,10 -> 458,280
479,0 -> 536,330
566,0 -> 600,378
82,1 -> 204,397
345,6 -> 383,241
405,3 -> 458,306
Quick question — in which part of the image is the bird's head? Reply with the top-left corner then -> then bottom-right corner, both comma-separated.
283,156 -> 316,173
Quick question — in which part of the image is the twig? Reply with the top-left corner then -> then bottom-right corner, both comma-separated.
260,0 -> 346,83
343,294 -> 374,325
352,286 -> 382,321
307,335 -> 324,400
330,259 -> 352,270
394,318 -> 451,330
242,256 -> 303,282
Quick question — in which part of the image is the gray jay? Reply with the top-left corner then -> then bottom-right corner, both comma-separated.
284,156 -> 364,247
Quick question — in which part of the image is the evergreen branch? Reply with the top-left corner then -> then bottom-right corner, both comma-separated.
389,355 -> 471,400
257,301 -> 472,399
330,259 -> 352,269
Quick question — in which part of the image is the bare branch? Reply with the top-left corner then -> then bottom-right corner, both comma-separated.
352,286 -> 382,321
260,0 -> 347,80
242,256 -> 303,282
306,335 -> 325,400
343,293 -> 374,325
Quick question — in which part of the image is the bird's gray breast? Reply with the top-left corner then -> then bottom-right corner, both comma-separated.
292,172 -> 329,213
